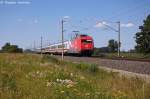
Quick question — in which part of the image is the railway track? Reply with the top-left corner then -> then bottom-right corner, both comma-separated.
55,55 -> 150,75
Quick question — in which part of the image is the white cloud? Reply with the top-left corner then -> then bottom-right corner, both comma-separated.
63,16 -> 70,19
121,23 -> 134,27
94,21 -> 108,28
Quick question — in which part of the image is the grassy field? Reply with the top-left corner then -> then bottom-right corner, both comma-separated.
0,53 -> 150,99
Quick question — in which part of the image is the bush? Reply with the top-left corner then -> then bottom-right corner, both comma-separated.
1,43 -> 23,53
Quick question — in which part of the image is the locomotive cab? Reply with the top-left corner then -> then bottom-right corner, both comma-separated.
80,35 -> 94,56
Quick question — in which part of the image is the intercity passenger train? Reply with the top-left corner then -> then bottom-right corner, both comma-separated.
36,34 -> 94,56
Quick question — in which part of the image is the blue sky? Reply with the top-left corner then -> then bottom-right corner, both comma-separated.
0,0 -> 150,50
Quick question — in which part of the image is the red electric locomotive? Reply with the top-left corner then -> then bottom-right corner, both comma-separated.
68,34 -> 94,56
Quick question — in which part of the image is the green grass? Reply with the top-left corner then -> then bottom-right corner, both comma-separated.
0,53 -> 150,99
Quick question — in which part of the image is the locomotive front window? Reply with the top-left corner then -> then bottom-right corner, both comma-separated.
80,34 -> 88,37
81,39 -> 92,43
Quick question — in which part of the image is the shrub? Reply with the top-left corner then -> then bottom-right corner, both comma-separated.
1,42 -> 23,53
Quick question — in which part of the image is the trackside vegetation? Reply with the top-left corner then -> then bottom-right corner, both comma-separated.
0,54 -> 150,99
93,52 -> 150,59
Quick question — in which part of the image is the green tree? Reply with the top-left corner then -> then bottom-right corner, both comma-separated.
108,39 -> 118,52
135,15 -> 150,53
1,42 -> 23,53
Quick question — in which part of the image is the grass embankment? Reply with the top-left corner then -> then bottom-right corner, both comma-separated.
0,53 -> 150,99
